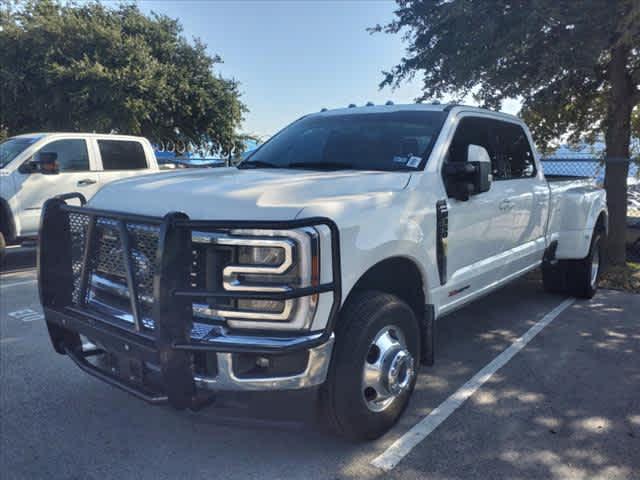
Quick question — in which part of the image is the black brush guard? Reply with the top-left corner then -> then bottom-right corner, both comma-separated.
38,193 -> 342,409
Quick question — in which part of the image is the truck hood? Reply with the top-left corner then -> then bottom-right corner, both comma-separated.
88,167 -> 412,221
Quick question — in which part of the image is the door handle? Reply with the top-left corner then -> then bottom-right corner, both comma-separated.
77,178 -> 97,186
499,199 -> 514,211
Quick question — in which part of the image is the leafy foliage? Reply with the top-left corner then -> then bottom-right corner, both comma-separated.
374,0 -> 640,263
373,1 -> 638,146
0,0 -> 246,155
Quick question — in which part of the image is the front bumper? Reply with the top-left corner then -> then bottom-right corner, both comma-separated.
39,193 -> 341,409
193,336 -> 334,392
46,306 -> 334,400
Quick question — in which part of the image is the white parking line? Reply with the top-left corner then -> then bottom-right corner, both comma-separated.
8,308 -> 44,322
371,297 -> 575,472
0,279 -> 37,289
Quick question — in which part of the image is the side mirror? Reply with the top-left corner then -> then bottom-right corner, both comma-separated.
467,144 -> 492,194
443,144 -> 492,201
21,151 -> 59,174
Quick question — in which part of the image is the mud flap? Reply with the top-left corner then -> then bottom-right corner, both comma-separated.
421,305 -> 436,366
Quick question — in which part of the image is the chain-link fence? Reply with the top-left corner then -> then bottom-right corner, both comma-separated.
540,156 -> 638,181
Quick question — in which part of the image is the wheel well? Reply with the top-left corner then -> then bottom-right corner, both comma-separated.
595,211 -> 607,235
346,257 -> 425,320
0,198 -> 15,242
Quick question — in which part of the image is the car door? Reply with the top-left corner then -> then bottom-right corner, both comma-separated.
93,138 -> 151,186
437,116 -> 519,311
13,138 -> 100,237
488,120 -> 549,275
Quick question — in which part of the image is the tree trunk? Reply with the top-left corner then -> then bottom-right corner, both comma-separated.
603,46 -> 632,265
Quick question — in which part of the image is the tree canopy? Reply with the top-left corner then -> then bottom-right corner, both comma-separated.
374,0 -> 640,263
0,0 -> 247,155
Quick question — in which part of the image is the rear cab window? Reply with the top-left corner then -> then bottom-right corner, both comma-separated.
98,140 -> 148,170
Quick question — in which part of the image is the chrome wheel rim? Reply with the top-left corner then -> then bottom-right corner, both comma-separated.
362,325 -> 415,413
590,246 -> 600,288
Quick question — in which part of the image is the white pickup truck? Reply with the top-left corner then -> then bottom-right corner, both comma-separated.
0,133 -> 160,256
38,104 -> 607,440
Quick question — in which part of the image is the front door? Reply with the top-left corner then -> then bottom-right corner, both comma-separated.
437,116 -> 519,313
14,138 -> 100,237
487,120 -> 549,274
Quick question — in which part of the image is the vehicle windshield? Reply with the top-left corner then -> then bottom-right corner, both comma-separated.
0,136 -> 42,168
239,111 -> 447,171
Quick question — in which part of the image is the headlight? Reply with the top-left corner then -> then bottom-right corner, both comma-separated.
191,227 -> 320,330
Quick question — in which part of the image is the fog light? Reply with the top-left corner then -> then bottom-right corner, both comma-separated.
256,357 -> 270,368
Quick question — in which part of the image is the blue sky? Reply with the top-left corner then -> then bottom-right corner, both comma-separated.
137,1 -> 519,137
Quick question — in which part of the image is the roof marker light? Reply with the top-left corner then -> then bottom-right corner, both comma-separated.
320,108 -> 328,112
366,101 -> 374,106
348,103 -> 357,108
385,100 -> 394,105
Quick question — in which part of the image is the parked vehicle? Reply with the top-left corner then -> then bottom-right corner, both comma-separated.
0,133 -> 160,260
38,105 -> 607,440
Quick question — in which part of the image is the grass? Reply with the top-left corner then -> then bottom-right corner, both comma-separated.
599,261 -> 640,293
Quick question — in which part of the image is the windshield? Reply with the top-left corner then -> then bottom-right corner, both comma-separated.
0,136 -> 42,168
239,111 -> 447,171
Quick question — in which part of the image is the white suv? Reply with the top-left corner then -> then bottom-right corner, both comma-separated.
0,133 -> 159,256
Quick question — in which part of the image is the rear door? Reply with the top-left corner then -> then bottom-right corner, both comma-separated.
93,138 -> 152,186
13,137 -> 100,237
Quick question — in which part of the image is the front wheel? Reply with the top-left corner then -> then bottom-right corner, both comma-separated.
319,290 -> 420,441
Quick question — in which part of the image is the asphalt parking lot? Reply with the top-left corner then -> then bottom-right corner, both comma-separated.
1,266 -> 638,480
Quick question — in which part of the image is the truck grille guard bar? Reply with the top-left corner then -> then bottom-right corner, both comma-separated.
38,193 -> 342,409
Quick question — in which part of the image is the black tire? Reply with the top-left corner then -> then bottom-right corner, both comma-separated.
319,290 -> 420,441
567,232 -> 603,299
542,259 -> 568,294
0,231 -> 6,266
542,231 -> 603,299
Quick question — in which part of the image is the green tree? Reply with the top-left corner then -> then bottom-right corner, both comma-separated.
374,0 -> 640,264
0,0 -> 246,156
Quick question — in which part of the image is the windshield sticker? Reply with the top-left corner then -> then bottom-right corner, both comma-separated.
407,156 -> 422,168
393,155 -> 408,164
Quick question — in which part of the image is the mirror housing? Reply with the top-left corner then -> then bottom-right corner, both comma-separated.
21,151 -> 59,174
444,144 -> 492,201
467,144 -> 491,194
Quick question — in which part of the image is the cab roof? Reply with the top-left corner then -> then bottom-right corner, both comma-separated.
310,103 -> 521,123
10,132 -> 148,141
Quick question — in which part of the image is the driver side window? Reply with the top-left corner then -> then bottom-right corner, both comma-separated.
447,117 -> 492,164
447,117 -> 536,180
37,139 -> 90,172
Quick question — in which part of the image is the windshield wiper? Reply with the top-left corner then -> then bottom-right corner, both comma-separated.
286,161 -> 354,170
237,160 -> 282,169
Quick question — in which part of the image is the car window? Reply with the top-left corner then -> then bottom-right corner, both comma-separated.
491,121 -> 536,179
448,117 -> 491,163
448,117 -> 536,180
240,111 -> 447,171
0,136 -> 43,168
98,140 -> 147,170
38,139 -> 90,172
